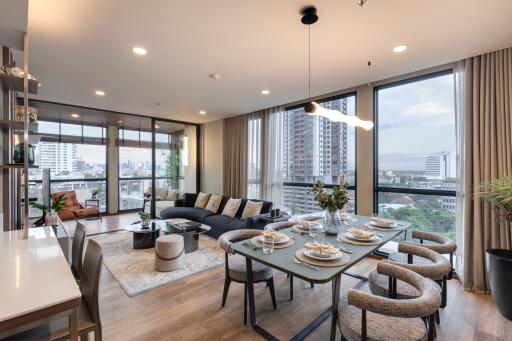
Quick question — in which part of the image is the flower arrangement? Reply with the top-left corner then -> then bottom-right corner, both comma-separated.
310,180 -> 349,213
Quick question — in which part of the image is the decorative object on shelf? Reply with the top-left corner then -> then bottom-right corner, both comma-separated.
0,65 -> 38,81
30,193 -> 67,227
310,180 -> 349,235
15,105 -> 38,122
477,176 -> 512,320
91,188 -> 100,200
139,211 -> 151,228
13,143 -> 35,164
299,6 -> 374,131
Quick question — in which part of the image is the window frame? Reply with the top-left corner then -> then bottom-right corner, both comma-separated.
284,91 -> 358,213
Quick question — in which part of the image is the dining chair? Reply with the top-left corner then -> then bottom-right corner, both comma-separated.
369,242 -> 451,327
265,220 -> 315,300
218,229 -> 277,325
338,262 -> 442,341
6,239 -> 104,341
389,231 -> 457,279
71,222 -> 87,280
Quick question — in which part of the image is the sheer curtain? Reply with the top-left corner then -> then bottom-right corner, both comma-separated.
454,61 -> 466,279
247,112 -> 262,199
261,107 -> 284,208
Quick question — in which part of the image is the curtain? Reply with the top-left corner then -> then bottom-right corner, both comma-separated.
247,112 -> 262,199
463,47 -> 512,292
454,61 -> 466,279
261,107 -> 284,207
223,115 -> 248,198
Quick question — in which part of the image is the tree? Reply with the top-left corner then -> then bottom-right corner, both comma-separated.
165,150 -> 180,189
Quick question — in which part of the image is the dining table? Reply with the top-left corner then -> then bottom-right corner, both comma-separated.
0,226 -> 82,340
231,214 -> 411,341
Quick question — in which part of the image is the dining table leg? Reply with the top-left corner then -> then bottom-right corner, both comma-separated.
69,308 -> 78,341
330,274 -> 341,341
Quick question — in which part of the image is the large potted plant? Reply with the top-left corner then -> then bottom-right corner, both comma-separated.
478,177 -> 512,320
310,180 -> 349,234
30,193 -> 67,227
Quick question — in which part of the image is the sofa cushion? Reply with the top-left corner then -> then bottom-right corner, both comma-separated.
183,193 -> 199,207
222,198 -> 242,217
205,194 -> 223,213
166,190 -> 179,201
236,199 -> 272,217
241,200 -> 263,218
204,214 -> 246,232
160,207 -> 214,223
194,192 -> 211,208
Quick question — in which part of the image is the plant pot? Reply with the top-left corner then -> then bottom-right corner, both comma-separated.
486,249 -> 512,320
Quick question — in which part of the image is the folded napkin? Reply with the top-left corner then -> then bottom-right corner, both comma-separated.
304,242 -> 338,255
297,221 -> 319,229
347,227 -> 375,239
262,230 -> 286,240
369,217 -> 393,225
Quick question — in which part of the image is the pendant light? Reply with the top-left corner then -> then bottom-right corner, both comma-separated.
301,6 -> 374,131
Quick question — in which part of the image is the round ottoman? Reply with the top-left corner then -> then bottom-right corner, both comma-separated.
154,234 -> 184,272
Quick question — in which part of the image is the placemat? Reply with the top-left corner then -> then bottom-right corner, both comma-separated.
250,236 -> 295,249
291,226 -> 310,234
363,223 -> 407,232
294,249 -> 350,267
338,235 -> 383,246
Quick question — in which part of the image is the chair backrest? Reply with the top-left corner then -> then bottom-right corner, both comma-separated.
265,221 -> 297,230
411,230 -> 457,254
71,223 -> 86,278
80,239 -> 103,325
51,191 -> 81,210
218,229 -> 263,253
386,242 -> 452,279
348,262 -> 442,319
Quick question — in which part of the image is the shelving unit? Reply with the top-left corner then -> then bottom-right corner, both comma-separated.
0,73 -> 38,94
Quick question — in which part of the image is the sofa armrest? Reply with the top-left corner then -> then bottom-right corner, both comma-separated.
245,213 -> 270,230
174,199 -> 185,207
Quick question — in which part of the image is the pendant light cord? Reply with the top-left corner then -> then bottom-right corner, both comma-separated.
308,25 -> 311,100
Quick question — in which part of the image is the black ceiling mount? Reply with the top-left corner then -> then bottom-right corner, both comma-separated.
301,6 -> 318,25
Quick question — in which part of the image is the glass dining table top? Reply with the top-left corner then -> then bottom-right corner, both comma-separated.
231,215 -> 411,283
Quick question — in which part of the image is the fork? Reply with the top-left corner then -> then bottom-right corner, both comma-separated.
293,258 -> 320,270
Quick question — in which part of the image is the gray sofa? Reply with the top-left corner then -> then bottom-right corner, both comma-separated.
159,193 -> 273,239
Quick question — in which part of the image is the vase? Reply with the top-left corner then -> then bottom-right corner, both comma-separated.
486,249 -> 512,320
45,211 -> 59,227
13,143 -> 35,164
33,211 -> 46,227
323,209 -> 341,235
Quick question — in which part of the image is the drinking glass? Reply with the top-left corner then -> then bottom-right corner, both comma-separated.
309,224 -> 322,243
262,237 -> 274,254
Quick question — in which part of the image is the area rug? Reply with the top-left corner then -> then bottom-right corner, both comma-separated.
90,231 -> 224,297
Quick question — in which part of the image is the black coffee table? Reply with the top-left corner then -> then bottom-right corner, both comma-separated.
159,219 -> 211,253
124,222 -> 161,249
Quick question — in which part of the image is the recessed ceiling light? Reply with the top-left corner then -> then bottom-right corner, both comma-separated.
95,90 -> 105,96
117,120 -> 123,124
393,45 -> 408,53
70,113 -> 80,118
38,82 -> 43,87
199,110 -> 206,115
261,89 -> 270,95
154,124 -> 160,129
132,46 -> 147,56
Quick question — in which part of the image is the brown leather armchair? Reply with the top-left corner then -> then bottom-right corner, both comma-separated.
51,191 -> 102,222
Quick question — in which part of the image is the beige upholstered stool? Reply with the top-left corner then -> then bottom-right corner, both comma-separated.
154,234 -> 184,272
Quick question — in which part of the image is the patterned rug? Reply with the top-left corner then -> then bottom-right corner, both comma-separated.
90,231 -> 224,297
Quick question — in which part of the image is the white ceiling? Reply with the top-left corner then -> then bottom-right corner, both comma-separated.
26,0 -> 512,123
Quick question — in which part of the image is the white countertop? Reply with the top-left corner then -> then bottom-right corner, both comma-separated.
0,227 -> 81,323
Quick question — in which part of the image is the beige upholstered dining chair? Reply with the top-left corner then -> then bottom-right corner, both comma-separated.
71,222 -> 87,280
6,239 -> 104,341
339,262 -> 442,341
389,231 -> 457,279
218,229 -> 277,325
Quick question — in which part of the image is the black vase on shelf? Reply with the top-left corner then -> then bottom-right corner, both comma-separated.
486,249 -> 512,320
13,143 -> 35,164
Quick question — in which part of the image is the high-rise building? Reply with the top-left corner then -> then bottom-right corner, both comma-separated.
425,152 -> 450,180
283,98 -> 349,214
37,142 -> 79,174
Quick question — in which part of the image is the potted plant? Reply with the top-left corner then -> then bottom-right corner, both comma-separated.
138,211 -> 151,228
91,188 -> 100,200
477,177 -> 512,320
310,180 -> 349,234
30,193 -> 67,227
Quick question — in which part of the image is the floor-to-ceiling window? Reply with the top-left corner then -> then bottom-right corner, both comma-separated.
28,120 -> 108,216
282,93 -> 357,214
374,70 -> 456,243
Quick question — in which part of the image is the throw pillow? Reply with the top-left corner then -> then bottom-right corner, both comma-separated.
166,189 -> 179,201
241,200 -> 264,219
205,194 -> 223,213
194,192 -> 211,208
222,198 -> 242,217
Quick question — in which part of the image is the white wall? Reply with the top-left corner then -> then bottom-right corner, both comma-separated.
200,119 -> 224,195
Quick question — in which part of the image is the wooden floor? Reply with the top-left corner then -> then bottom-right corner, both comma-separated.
88,214 -> 511,341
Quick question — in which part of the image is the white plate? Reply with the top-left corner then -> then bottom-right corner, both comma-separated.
345,231 -> 380,242
365,222 -> 398,229
292,222 -> 319,231
258,235 -> 290,244
368,218 -> 395,227
303,248 -> 343,260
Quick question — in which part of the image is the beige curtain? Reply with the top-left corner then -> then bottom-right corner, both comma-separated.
223,115 -> 248,198
463,47 -> 512,292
